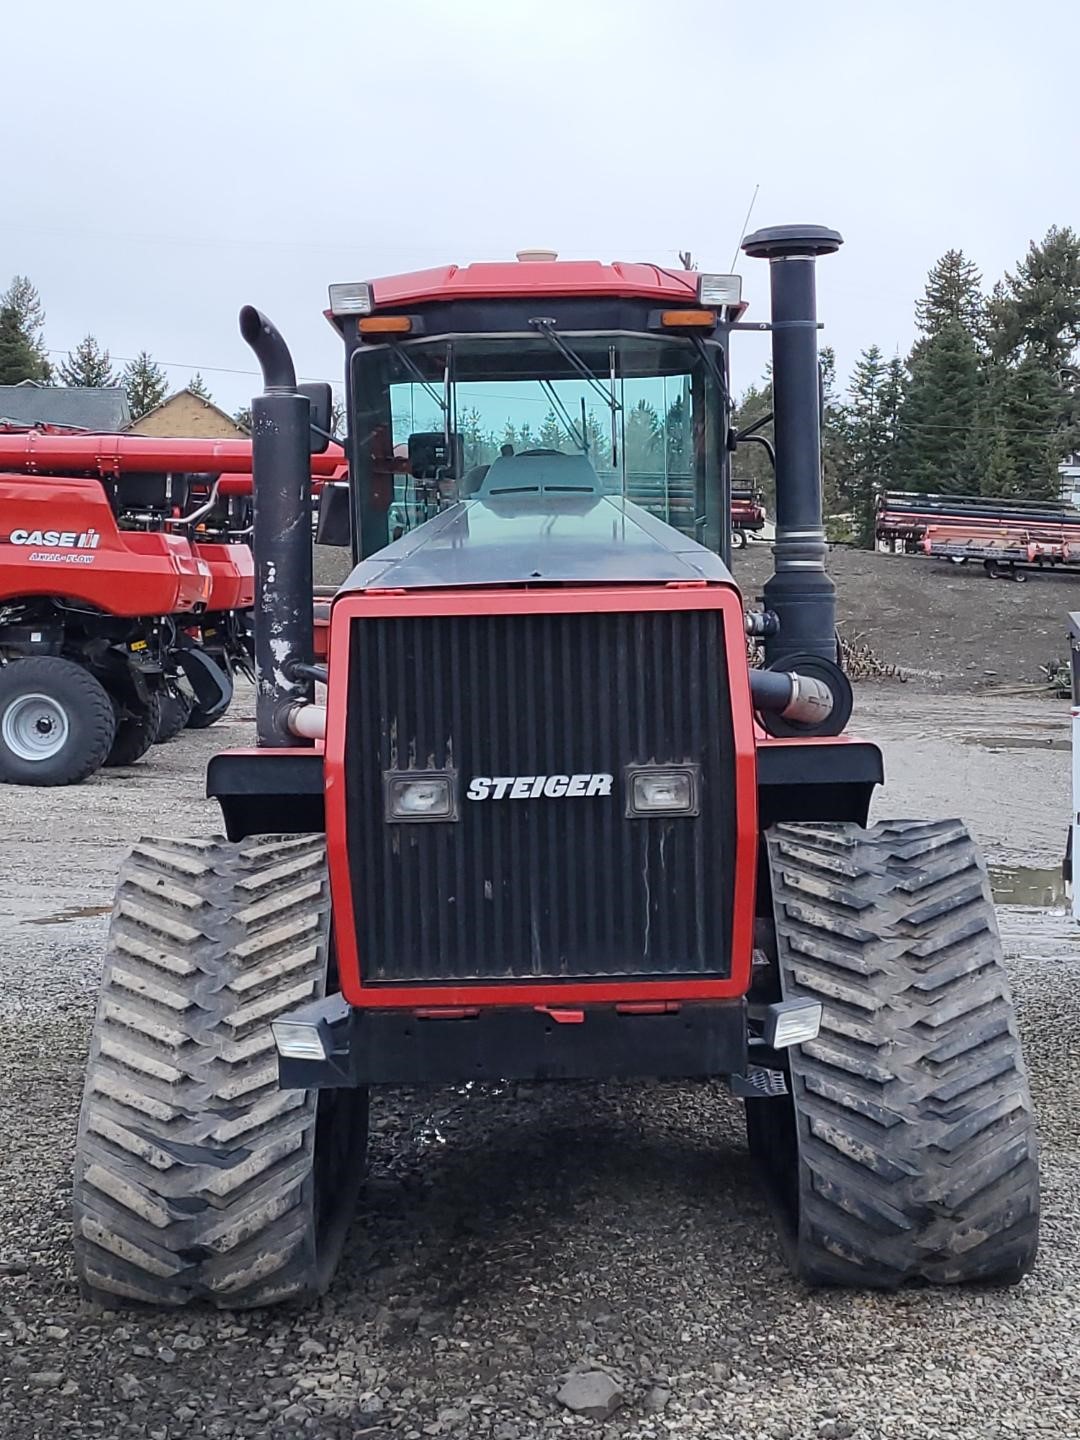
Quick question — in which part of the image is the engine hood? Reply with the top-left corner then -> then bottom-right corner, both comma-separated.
340,494 -> 734,590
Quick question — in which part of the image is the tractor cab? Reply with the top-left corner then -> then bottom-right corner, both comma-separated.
324,256 -> 744,564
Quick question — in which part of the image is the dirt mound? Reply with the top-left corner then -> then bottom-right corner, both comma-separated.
735,543 -> 1078,690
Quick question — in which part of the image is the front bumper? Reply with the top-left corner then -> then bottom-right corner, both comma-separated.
274,995 -> 749,1090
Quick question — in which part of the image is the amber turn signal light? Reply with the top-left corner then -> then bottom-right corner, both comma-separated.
358,315 -> 413,334
659,309 -> 716,328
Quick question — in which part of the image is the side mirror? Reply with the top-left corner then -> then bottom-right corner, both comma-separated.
299,382 -> 334,454
408,430 -> 463,479
315,482 -> 351,546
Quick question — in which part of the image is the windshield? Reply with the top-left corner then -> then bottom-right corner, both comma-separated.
348,332 -> 727,553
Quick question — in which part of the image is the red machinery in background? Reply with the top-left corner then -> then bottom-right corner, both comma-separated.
877,489 -> 1080,579
730,485 -> 766,546
0,429 -> 345,782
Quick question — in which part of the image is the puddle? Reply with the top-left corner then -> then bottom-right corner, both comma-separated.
962,733 -> 1070,752
990,865 -> 1068,909
27,903 -> 112,926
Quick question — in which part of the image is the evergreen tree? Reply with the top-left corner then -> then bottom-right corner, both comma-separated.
981,420 -> 1016,500
58,334 -> 119,388
990,224 -> 1080,463
538,408 -> 568,450
841,345 -> 894,545
233,405 -> 253,433
583,410 -> 611,469
819,347 -> 850,520
663,389 -> 692,475
457,406 -> 494,468
988,225 -> 1080,369
187,371 -> 213,401
0,276 -> 50,382
731,379 -> 774,510
0,306 -> 45,386
623,399 -> 660,471
915,249 -> 984,339
897,322 -> 982,495
122,350 -> 169,420
983,356 -> 1061,500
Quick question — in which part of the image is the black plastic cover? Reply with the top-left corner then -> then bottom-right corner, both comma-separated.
341,494 -> 734,591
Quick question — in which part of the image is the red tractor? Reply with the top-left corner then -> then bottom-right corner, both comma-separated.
72,227 -> 1038,1307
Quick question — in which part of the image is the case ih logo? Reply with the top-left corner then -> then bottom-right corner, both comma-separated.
8,527 -> 101,548
467,774 -> 614,800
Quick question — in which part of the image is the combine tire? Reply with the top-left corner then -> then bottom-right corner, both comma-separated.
0,657 -> 116,786
72,834 -> 369,1309
749,819 -> 1039,1287
186,696 -> 229,730
105,691 -> 163,768
155,685 -> 194,744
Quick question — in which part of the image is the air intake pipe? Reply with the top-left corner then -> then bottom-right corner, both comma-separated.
239,305 -> 315,747
742,225 -> 842,665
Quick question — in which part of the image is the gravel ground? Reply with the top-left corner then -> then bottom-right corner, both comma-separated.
1,686 -> 1077,1440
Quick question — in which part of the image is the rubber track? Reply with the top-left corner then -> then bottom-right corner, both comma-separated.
73,834 -> 340,1307
765,818 -> 1039,1286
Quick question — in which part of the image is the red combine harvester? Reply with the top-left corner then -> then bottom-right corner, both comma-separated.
0,430 -> 344,781
72,229 -> 1038,1308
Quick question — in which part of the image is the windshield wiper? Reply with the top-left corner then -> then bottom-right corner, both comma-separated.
529,318 -> 622,411
390,343 -> 446,414
529,318 -> 622,466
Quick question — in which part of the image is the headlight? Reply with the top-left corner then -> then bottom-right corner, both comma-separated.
763,998 -> 823,1049
385,770 -> 458,822
328,281 -> 374,316
271,1019 -> 329,1061
696,272 -> 743,307
626,765 -> 699,817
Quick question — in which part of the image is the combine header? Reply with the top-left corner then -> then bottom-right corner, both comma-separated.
878,489 -> 1080,579
71,229 -> 1039,1307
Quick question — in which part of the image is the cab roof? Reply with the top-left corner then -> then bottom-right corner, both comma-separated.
368,259 -> 701,308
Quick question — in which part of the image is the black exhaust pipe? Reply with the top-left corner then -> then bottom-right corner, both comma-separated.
741,225 -> 842,664
239,305 -> 314,747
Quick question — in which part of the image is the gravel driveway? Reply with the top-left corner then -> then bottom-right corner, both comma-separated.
0,688 -> 1075,1440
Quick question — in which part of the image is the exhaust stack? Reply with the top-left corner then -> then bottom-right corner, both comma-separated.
742,225 -> 842,664
239,305 -> 315,747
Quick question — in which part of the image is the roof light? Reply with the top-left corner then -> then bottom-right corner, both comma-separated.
358,315 -> 413,335
328,282 -> 374,316
696,273 -> 743,307
659,310 -> 717,329
516,248 -> 558,262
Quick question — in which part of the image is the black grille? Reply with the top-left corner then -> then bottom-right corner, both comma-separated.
346,608 -> 736,984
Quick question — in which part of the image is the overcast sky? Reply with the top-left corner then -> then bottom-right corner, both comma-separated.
4,0 -> 1076,416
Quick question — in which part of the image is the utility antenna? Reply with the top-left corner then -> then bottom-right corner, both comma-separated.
730,184 -> 760,270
